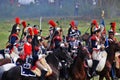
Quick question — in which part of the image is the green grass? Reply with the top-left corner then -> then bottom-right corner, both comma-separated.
0,18 -> 120,49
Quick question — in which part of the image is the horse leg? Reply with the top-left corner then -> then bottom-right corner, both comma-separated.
104,72 -> 111,80
99,75 -> 104,80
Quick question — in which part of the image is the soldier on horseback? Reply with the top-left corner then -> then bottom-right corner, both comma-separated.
67,20 -> 81,58
90,19 -> 98,36
4,17 -> 21,60
67,20 -> 81,40
108,30 -> 118,43
6,17 -> 21,53
45,20 -> 62,50
108,30 -> 118,79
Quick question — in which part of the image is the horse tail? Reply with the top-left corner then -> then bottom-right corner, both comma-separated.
2,71 -> 8,80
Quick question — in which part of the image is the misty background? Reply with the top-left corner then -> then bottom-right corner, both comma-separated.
0,0 -> 120,20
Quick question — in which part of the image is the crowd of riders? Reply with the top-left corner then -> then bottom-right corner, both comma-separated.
1,16 -> 119,79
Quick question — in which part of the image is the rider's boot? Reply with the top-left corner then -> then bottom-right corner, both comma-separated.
39,69 -> 48,80
85,59 -> 91,77
92,60 -> 99,76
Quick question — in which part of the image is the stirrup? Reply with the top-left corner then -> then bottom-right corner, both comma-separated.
92,71 -> 97,76
87,71 -> 91,77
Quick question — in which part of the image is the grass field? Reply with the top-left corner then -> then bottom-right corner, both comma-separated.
0,18 -> 120,49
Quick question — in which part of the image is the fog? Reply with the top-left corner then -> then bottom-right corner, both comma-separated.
0,0 -> 120,19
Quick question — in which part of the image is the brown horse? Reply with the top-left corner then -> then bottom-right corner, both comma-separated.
113,42 -> 120,79
81,33 -> 90,46
84,37 -> 115,80
86,40 -> 120,80
69,44 -> 90,80
105,41 -> 120,80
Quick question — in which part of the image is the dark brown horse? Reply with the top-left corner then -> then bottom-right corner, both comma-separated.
86,40 -> 120,80
105,41 -> 120,80
113,42 -> 120,79
69,44 -> 90,80
81,33 -> 90,46
87,41 -> 120,80
95,40 -> 116,80
0,58 -> 11,66
1,47 -> 73,80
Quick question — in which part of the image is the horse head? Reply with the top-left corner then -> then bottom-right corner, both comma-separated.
81,33 -> 90,41
54,47 -> 73,64
115,41 -> 120,51
77,43 -> 90,60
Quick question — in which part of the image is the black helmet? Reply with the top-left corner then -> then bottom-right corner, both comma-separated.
27,35 -> 32,39
108,30 -> 114,35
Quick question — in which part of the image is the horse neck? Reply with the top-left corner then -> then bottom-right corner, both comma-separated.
106,43 -> 116,63
46,54 -> 59,68
74,56 -> 85,71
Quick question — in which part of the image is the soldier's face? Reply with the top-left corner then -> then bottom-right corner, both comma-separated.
28,38 -> 32,43
109,34 -> 114,38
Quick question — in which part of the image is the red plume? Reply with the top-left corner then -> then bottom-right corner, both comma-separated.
111,22 -> 116,27
15,17 -> 20,24
21,21 -> 27,28
92,19 -> 98,28
28,27 -> 33,36
70,20 -> 75,27
33,28 -> 39,35
48,20 -> 57,27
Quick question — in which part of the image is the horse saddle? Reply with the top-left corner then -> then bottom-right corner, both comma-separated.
115,52 -> 120,69
21,66 -> 36,77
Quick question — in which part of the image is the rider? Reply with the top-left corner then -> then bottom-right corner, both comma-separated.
67,20 -> 81,41
108,30 -> 118,79
90,19 -> 98,36
6,17 -> 21,54
68,20 -> 81,58
20,35 -> 33,61
90,27 -> 101,76
108,30 -> 118,43
53,27 -> 62,49
45,20 -> 60,50
31,35 -> 52,79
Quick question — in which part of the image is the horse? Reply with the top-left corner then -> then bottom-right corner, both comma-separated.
1,47 -> 73,80
82,36 -> 112,80
110,41 -> 120,80
105,41 -> 120,80
86,40 -> 120,80
69,43 -> 90,80
81,32 -> 90,46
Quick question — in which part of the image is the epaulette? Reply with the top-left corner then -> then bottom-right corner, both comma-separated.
91,35 -> 96,40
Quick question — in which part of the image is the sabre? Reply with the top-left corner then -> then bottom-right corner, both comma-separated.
39,17 -> 42,35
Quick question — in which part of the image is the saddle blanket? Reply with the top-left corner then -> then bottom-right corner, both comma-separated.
21,66 -> 36,77
88,50 -> 107,72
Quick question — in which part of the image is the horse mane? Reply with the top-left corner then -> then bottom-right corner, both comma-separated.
106,41 -> 117,63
